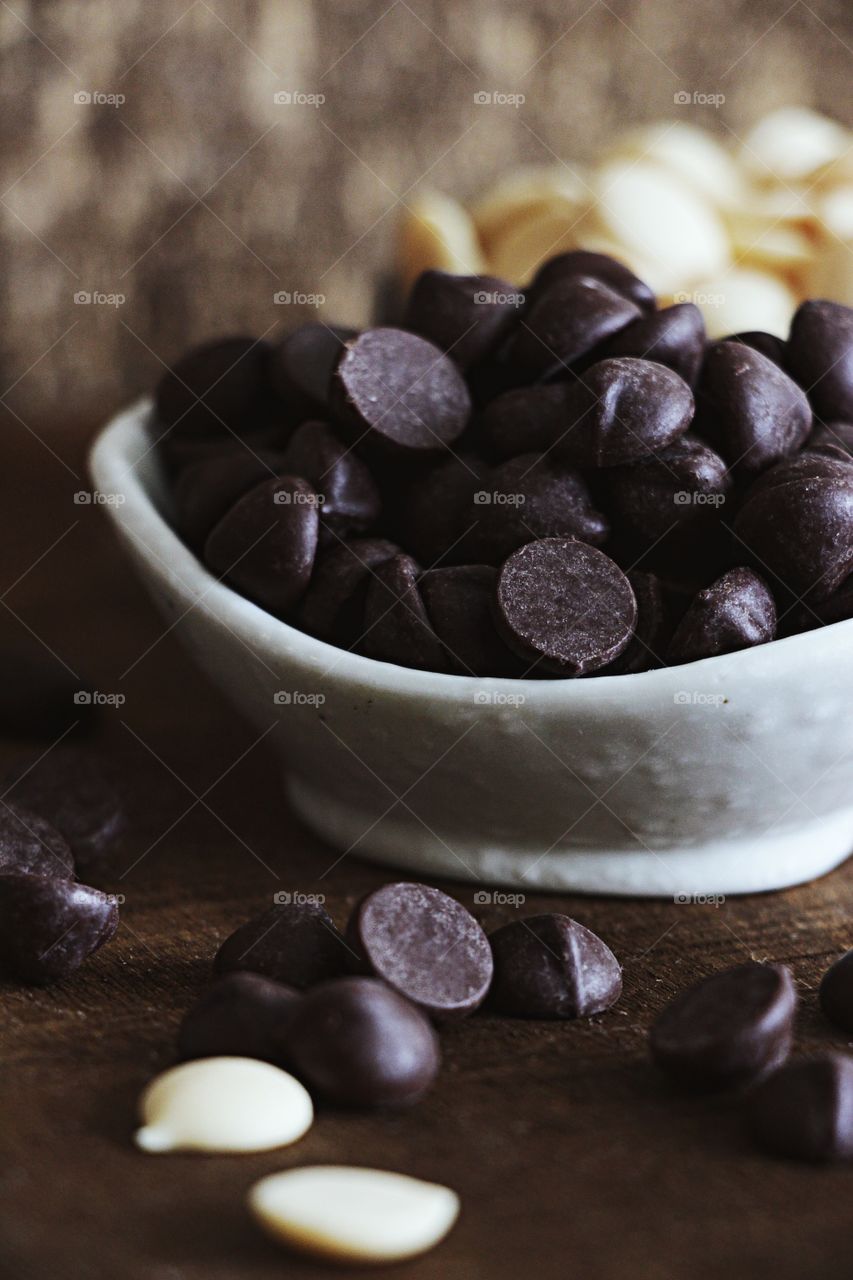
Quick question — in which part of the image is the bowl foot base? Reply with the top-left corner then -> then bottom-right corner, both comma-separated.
286,776 -> 853,898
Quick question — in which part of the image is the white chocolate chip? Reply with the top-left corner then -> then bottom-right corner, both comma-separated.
603,121 -> 745,208
134,1057 -> 313,1154
248,1165 -> 460,1265
586,160 -> 730,292
691,267 -> 797,338
741,108 -> 851,184
398,192 -> 485,289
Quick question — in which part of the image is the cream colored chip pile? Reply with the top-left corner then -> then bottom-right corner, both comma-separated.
399,107 -> 853,334
134,1056 -> 314,1153
248,1165 -> 460,1265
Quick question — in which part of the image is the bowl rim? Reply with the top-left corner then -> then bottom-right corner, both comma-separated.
90,397 -> 853,707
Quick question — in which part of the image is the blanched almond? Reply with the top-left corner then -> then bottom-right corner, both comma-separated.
691,267 -> 796,338
398,191 -> 485,288
741,108 -> 851,184
487,194 -> 586,282
603,121 -> 745,208
248,1165 -> 460,1264
586,160 -> 730,293
134,1057 -> 313,1154
471,164 -> 589,249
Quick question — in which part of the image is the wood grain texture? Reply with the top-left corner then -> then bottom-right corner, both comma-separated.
0,417 -> 852,1279
2,0 -> 853,431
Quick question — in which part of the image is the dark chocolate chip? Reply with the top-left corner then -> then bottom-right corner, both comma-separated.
0,803 -> 74,879
650,962 -> 796,1090
403,271 -> 519,369
8,750 -> 127,882
695,341 -> 811,477
279,420 -> 380,540
748,1053 -> 853,1162
347,881 -> 493,1020
267,324 -> 357,424
204,474 -> 319,615
605,435 -> 731,544
558,358 -> 694,467
819,949 -> 853,1033
508,276 -> 643,379
787,299 -> 853,422
477,383 -> 572,461
733,453 -> 853,600
463,454 -> 608,565
283,975 -> 440,1107
0,873 -> 118,985
399,453 -> 486,565
494,539 -> 637,676
528,250 -> 655,313
807,419 -> 853,457
331,328 -> 471,457
595,571 -> 668,675
724,330 -> 787,367
297,538 -> 400,648
156,336 -> 272,437
158,425 -> 287,479
420,565 -> 524,676
793,574 -> 853,629
361,554 -> 448,671
214,900 -> 347,989
591,303 -> 705,386
488,913 -> 622,1019
666,568 -> 776,664
178,971 -> 300,1062
174,448 -> 287,550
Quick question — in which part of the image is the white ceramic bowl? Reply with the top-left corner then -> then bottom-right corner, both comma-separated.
90,400 -> 853,898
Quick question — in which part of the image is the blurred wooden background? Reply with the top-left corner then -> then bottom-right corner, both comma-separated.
1,0 -> 852,432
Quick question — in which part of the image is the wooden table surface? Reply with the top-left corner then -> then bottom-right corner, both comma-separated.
1,416 -> 852,1280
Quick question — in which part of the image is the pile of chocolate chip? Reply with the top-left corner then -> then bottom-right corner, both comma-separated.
0,748 -> 125,984
178,885 -> 622,1107
155,253 -> 853,676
